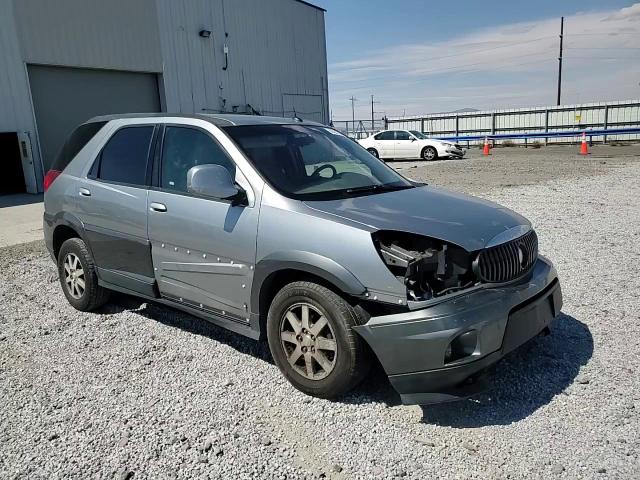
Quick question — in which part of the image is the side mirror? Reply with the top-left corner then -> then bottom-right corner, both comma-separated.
410,137 -> 417,142
187,164 -> 247,205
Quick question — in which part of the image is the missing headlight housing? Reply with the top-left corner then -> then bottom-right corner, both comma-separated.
372,231 -> 478,301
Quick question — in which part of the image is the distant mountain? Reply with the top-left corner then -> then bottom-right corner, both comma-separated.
419,107 -> 480,116
448,108 -> 480,113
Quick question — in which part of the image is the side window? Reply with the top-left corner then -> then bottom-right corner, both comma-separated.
375,131 -> 394,140
98,126 -> 153,185
161,126 -> 236,193
395,131 -> 410,141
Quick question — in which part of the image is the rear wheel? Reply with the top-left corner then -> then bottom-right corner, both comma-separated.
266,281 -> 369,399
367,148 -> 379,158
421,146 -> 437,161
57,238 -> 110,311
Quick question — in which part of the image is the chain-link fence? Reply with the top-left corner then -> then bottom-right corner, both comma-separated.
331,119 -> 387,139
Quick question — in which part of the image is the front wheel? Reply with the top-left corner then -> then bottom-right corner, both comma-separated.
266,281 -> 370,399
421,146 -> 437,161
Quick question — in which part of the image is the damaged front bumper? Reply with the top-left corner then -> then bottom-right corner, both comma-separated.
353,256 -> 562,405
446,146 -> 465,158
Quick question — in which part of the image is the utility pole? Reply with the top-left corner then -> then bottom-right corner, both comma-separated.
370,95 -> 380,133
349,96 -> 357,132
371,95 -> 375,132
556,16 -> 564,106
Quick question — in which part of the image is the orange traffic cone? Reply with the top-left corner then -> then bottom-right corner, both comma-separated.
579,131 -> 589,155
483,137 -> 490,156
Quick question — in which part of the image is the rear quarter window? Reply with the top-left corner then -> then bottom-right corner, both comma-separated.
51,121 -> 107,172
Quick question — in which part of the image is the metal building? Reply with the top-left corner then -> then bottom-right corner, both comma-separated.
0,0 -> 328,194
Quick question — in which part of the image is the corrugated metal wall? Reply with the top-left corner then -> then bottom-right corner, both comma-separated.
156,0 -> 328,122
0,0 -> 43,187
0,0 -> 329,191
13,0 -> 163,73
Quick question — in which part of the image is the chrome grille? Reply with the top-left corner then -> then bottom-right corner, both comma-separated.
475,230 -> 538,283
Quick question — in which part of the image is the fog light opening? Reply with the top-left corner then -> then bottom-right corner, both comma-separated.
444,330 -> 478,364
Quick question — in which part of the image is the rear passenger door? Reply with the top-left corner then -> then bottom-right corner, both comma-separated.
76,124 -> 157,296
147,124 -> 259,323
373,131 -> 395,158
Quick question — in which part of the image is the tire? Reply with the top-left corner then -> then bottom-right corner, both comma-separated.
367,148 -> 379,159
266,281 -> 370,399
57,238 -> 110,311
422,146 -> 437,161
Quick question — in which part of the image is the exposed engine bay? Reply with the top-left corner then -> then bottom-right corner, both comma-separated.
373,231 -> 478,301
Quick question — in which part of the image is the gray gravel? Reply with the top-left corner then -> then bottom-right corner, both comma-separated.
1,151 -> 640,479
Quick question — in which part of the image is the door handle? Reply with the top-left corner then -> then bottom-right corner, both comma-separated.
149,202 -> 167,212
79,188 -> 91,197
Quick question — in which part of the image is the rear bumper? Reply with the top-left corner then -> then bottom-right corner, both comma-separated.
354,256 -> 562,404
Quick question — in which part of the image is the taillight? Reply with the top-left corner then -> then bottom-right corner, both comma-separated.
43,170 -> 61,192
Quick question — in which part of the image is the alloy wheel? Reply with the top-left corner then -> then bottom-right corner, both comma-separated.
280,302 -> 337,380
423,147 -> 436,160
63,253 -> 85,299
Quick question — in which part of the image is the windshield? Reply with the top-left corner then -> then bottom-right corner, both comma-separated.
409,130 -> 427,139
224,124 -> 414,200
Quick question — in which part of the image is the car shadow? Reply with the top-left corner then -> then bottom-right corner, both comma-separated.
97,297 -> 593,425
420,313 -> 593,428
96,293 -> 274,363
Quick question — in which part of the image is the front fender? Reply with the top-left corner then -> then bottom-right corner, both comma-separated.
251,250 -> 367,313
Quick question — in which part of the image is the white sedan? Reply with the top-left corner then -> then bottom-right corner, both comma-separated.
358,129 -> 465,161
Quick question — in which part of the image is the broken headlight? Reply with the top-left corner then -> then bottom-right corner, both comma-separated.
372,231 -> 478,301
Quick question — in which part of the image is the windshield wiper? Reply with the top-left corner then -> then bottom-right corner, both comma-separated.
344,184 -> 413,195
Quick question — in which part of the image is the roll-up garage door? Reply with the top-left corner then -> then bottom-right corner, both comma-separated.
28,65 -> 161,172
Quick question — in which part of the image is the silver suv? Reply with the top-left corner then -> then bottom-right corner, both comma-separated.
44,114 -> 562,405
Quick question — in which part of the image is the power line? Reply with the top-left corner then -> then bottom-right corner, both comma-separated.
564,55 -> 640,59
563,32 -> 640,36
565,46 -> 640,50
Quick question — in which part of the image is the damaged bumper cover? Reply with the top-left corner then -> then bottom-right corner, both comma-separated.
353,256 -> 562,405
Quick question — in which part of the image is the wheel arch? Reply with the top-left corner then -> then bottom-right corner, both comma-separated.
421,145 -> 437,158
251,252 -> 367,338
50,212 -> 92,260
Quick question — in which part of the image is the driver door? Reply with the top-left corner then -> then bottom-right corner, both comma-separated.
147,124 -> 259,321
394,131 -> 419,159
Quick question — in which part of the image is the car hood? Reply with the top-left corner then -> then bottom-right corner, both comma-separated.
304,185 -> 530,252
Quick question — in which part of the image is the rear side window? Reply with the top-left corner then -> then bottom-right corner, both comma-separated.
98,126 -> 154,185
374,131 -> 394,140
51,121 -> 106,172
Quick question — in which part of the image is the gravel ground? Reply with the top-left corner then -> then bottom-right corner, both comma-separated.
1,147 -> 640,479
394,144 -> 640,195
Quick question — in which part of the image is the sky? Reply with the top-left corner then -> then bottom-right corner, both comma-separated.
311,0 -> 640,120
